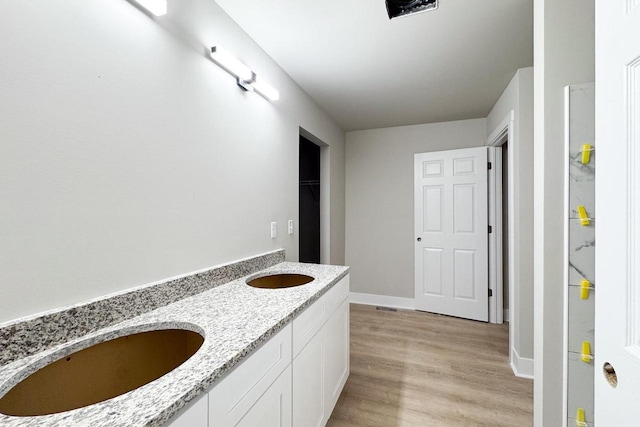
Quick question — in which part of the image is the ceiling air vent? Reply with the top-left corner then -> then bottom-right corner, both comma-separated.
386,0 -> 438,19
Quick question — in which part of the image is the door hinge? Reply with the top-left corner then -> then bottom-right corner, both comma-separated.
488,162 -> 492,170
489,225 -> 493,234
489,289 -> 493,297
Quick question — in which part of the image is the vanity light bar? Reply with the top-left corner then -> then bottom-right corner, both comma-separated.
253,76 -> 280,101
210,46 -> 253,83
210,46 -> 280,102
132,0 -> 167,16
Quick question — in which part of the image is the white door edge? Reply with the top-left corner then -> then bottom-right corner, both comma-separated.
488,147 -> 503,324
486,111 -> 516,332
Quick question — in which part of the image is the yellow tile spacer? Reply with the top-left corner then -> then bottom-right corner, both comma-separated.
581,144 -> 592,164
581,341 -> 593,363
577,205 -> 590,226
581,279 -> 591,300
576,407 -> 587,426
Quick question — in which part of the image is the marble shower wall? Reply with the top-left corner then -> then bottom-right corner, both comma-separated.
566,83 -> 596,426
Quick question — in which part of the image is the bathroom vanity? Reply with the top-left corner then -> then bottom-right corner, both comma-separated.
171,274 -> 349,427
0,251 -> 350,426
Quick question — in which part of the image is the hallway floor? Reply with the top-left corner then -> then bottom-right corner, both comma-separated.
327,304 -> 533,427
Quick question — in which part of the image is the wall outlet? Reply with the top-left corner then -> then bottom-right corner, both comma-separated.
270,222 -> 277,239
288,220 -> 294,235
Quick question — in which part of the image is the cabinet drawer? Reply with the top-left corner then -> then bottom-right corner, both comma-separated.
324,276 -> 349,319
209,324 -> 292,427
292,275 -> 349,357
292,296 -> 326,357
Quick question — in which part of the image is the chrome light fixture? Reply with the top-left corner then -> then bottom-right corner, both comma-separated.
386,0 -> 438,19
210,46 -> 280,101
210,46 -> 253,85
252,76 -> 280,101
132,0 -> 167,16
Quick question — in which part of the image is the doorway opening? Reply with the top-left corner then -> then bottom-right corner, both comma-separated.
299,135 -> 321,263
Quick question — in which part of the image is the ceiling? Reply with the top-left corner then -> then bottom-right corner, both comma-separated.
215,0 -> 533,132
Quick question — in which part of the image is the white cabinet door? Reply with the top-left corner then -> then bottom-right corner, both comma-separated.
166,393 -> 208,427
209,325 -> 292,427
292,276 -> 349,357
292,331 -> 324,427
235,366 -> 292,427
414,148 -> 489,322
293,286 -> 350,427
323,299 -> 349,420
595,0 -> 640,423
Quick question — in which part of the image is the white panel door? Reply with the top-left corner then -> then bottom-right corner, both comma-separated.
415,147 -> 489,322
595,0 -> 640,423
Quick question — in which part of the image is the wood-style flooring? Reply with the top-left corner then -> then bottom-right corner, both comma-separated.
327,304 -> 533,427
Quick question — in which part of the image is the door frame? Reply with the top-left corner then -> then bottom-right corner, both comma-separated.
487,111 -> 516,331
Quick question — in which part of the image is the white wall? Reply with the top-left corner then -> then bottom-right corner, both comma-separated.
0,0 -> 345,324
345,119 -> 487,298
486,68 -> 535,365
533,1 -> 594,425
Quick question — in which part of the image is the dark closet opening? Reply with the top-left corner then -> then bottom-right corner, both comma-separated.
299,136 -> 321,264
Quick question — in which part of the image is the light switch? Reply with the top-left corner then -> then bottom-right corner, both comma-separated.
288,220 -> 294,235
270,222 -> 277,239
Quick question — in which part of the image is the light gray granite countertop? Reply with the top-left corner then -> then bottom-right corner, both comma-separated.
0,262 -> 349,427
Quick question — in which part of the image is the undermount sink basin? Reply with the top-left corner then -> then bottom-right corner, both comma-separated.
0,327 -> 204,417
247,273 -> 314,289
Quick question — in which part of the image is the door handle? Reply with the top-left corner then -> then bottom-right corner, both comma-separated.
417,237 -> 422,242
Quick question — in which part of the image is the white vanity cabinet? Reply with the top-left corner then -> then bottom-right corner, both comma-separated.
166,274 -> 350,427
322,298 -> 350,414
292,328 -> 324,426
292,276 -> 350,427
208,322 -> 292,427
231,366 -> 292,427
167,324 -> 292,427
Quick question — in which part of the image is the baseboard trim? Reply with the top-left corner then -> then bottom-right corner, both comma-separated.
350,292 -> 416,311
510,347 -> 534,379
